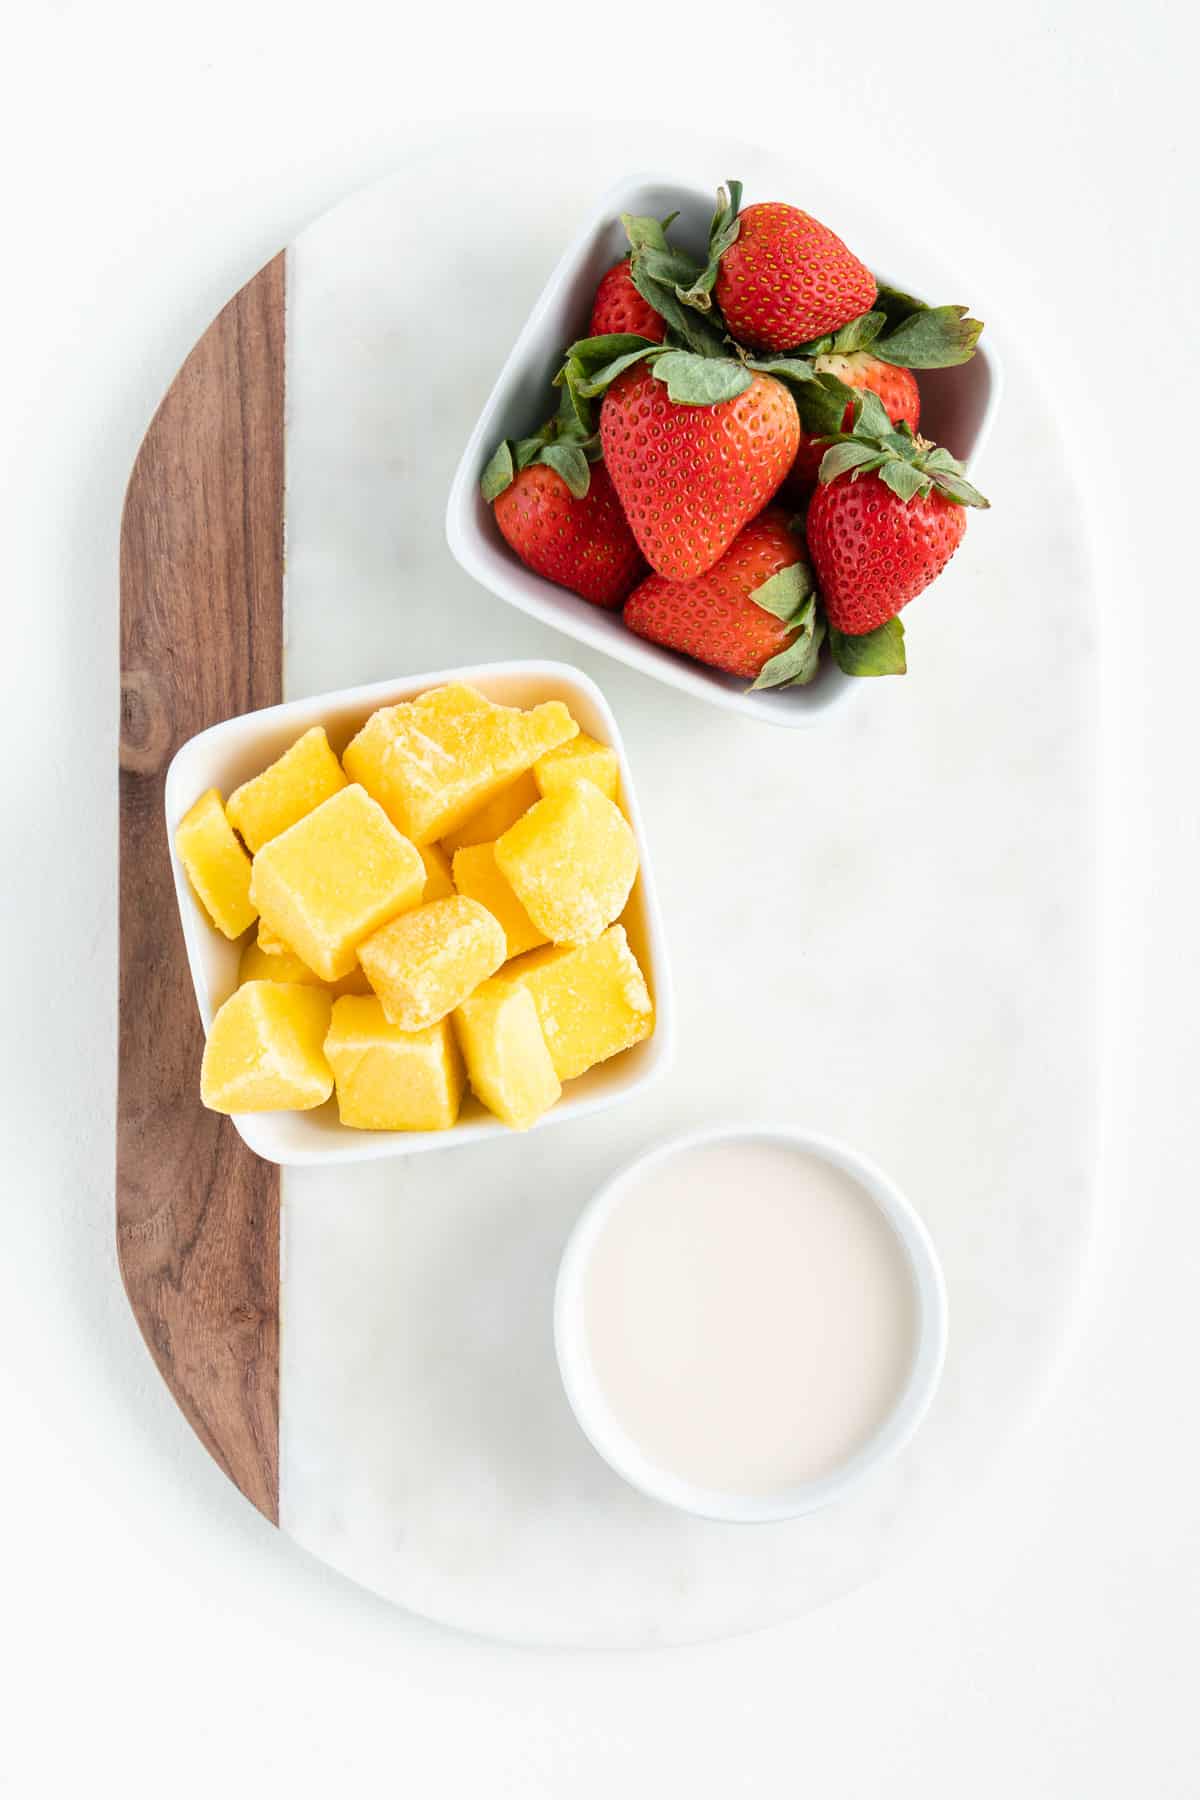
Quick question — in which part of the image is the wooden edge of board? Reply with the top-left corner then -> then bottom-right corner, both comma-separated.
117,254 -> 286,1522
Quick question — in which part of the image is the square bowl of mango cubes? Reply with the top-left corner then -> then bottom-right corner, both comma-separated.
165,662 -> 674,1166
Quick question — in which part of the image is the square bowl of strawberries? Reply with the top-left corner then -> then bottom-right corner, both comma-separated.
446,174 -> 1002,727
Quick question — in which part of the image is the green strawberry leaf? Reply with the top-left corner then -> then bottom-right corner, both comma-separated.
513,434 -> 547,470
872,282 -> 927,326
621,212 -> 672,253
638,245 -> 706,291
570,342 -> 662,397
555,367 -> 594,435
480,439 -> 515,502
751,597 -> 825,689
627,254 -> 728,356
928,469 -> 990,509
818,442 -> 886,482
830,310 -> 887,353
748,559 -> 814,623
559,333 -> 658,379
711,180 -> 743,245
796,372 -> 856,438
878,459 -> 930,502
829,618 -> 907,677
653,350 -> 752,405
540,442 -> 592,498
853,388 -> 894,438
873,304 -> 984,369
744,355 -> 816,383
676,179 -> 743,310
921,444 -> 966,474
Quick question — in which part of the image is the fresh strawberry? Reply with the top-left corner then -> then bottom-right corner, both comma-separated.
599,363 -> 799,581
811,473 -> 966,635
624,508 -> 822,687
589,261 -> 666,342
481,383 -> 645,608
484,452 -> 644,609
805,396 -> 988,638
788,352 -> 920,489
713,200 -> 876,353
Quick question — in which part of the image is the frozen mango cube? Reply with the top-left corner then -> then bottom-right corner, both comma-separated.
226,726 -> 347,852
201,980 -> 333,1113
254,921 -> 371,992
418,842 -> 456,902
325,995 -> 464,1131
239,937 -> 371,997
342,683 -> 577,845
240,937 -> 317,987
534,732 -> 619,803
496,925 -> 653,1081
175,789 -> 257,940
451,842 -> 547,959
249,783 -> 425,981
495,780 -> 638,946
358,895 -> 506,1032
256,919 -> 291,955
454,979 -> 560,1131
440,770 -> 540,855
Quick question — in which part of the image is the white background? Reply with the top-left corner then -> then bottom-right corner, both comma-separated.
2,0 -> 1195,1792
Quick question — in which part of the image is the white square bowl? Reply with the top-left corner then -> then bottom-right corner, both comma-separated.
446,173 -> 1003,729
164,660 -> 675,1167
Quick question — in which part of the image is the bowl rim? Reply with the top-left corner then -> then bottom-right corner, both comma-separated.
163,657 -> 676,1167
554,1121 -> 949,1523
445,169 -> 1005,730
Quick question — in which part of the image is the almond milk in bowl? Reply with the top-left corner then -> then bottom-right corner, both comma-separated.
554,1125 -> 947,1522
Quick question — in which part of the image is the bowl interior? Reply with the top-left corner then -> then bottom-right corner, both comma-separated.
447,176 -> 1002,729
165,662 -> 672,1166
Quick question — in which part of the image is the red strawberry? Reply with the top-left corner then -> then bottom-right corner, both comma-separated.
600,365 -> 799,581
788,352 -> 920,490
493,462 -> 644,609
715,202 -> 876,353
809,473 -> 966,634
805,407 -> 988,636
624,508 -> 821,686
589,262 -> 666,342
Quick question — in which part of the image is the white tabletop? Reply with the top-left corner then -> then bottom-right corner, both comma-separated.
3,3 -> 1196,1795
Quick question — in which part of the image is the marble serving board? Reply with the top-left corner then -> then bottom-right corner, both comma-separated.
118,131 -> 1099,1648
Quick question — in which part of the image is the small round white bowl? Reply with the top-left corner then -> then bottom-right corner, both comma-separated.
554,1124 -> 948,1523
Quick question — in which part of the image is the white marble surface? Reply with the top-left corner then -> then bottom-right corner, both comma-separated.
275,149 -> 1098,1646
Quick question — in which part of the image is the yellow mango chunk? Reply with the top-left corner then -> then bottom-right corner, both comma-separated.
495,780 -> 638,946
454,979 -> 560,1131
325,995 -> 464,1131
239,938 -> 371,997
240,938 -> 317,986
534,732 -> 619,803
226,725 -> 347,852
358,895 -> 506,1031
451,842 -> 547,960
175,789 -> 257,940
418,842 -> 456,902
249,784 -> 425,981
440,770 -> 540,855
256,919 -> 291,955
496,925 -> 653,1081
201,980 -> 333,1113
342,683 -> 577,845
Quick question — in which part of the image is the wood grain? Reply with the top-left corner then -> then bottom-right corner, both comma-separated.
117,256 -> 285,1521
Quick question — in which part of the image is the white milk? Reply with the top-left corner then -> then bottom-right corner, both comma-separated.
582,1139 -> 919,1494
